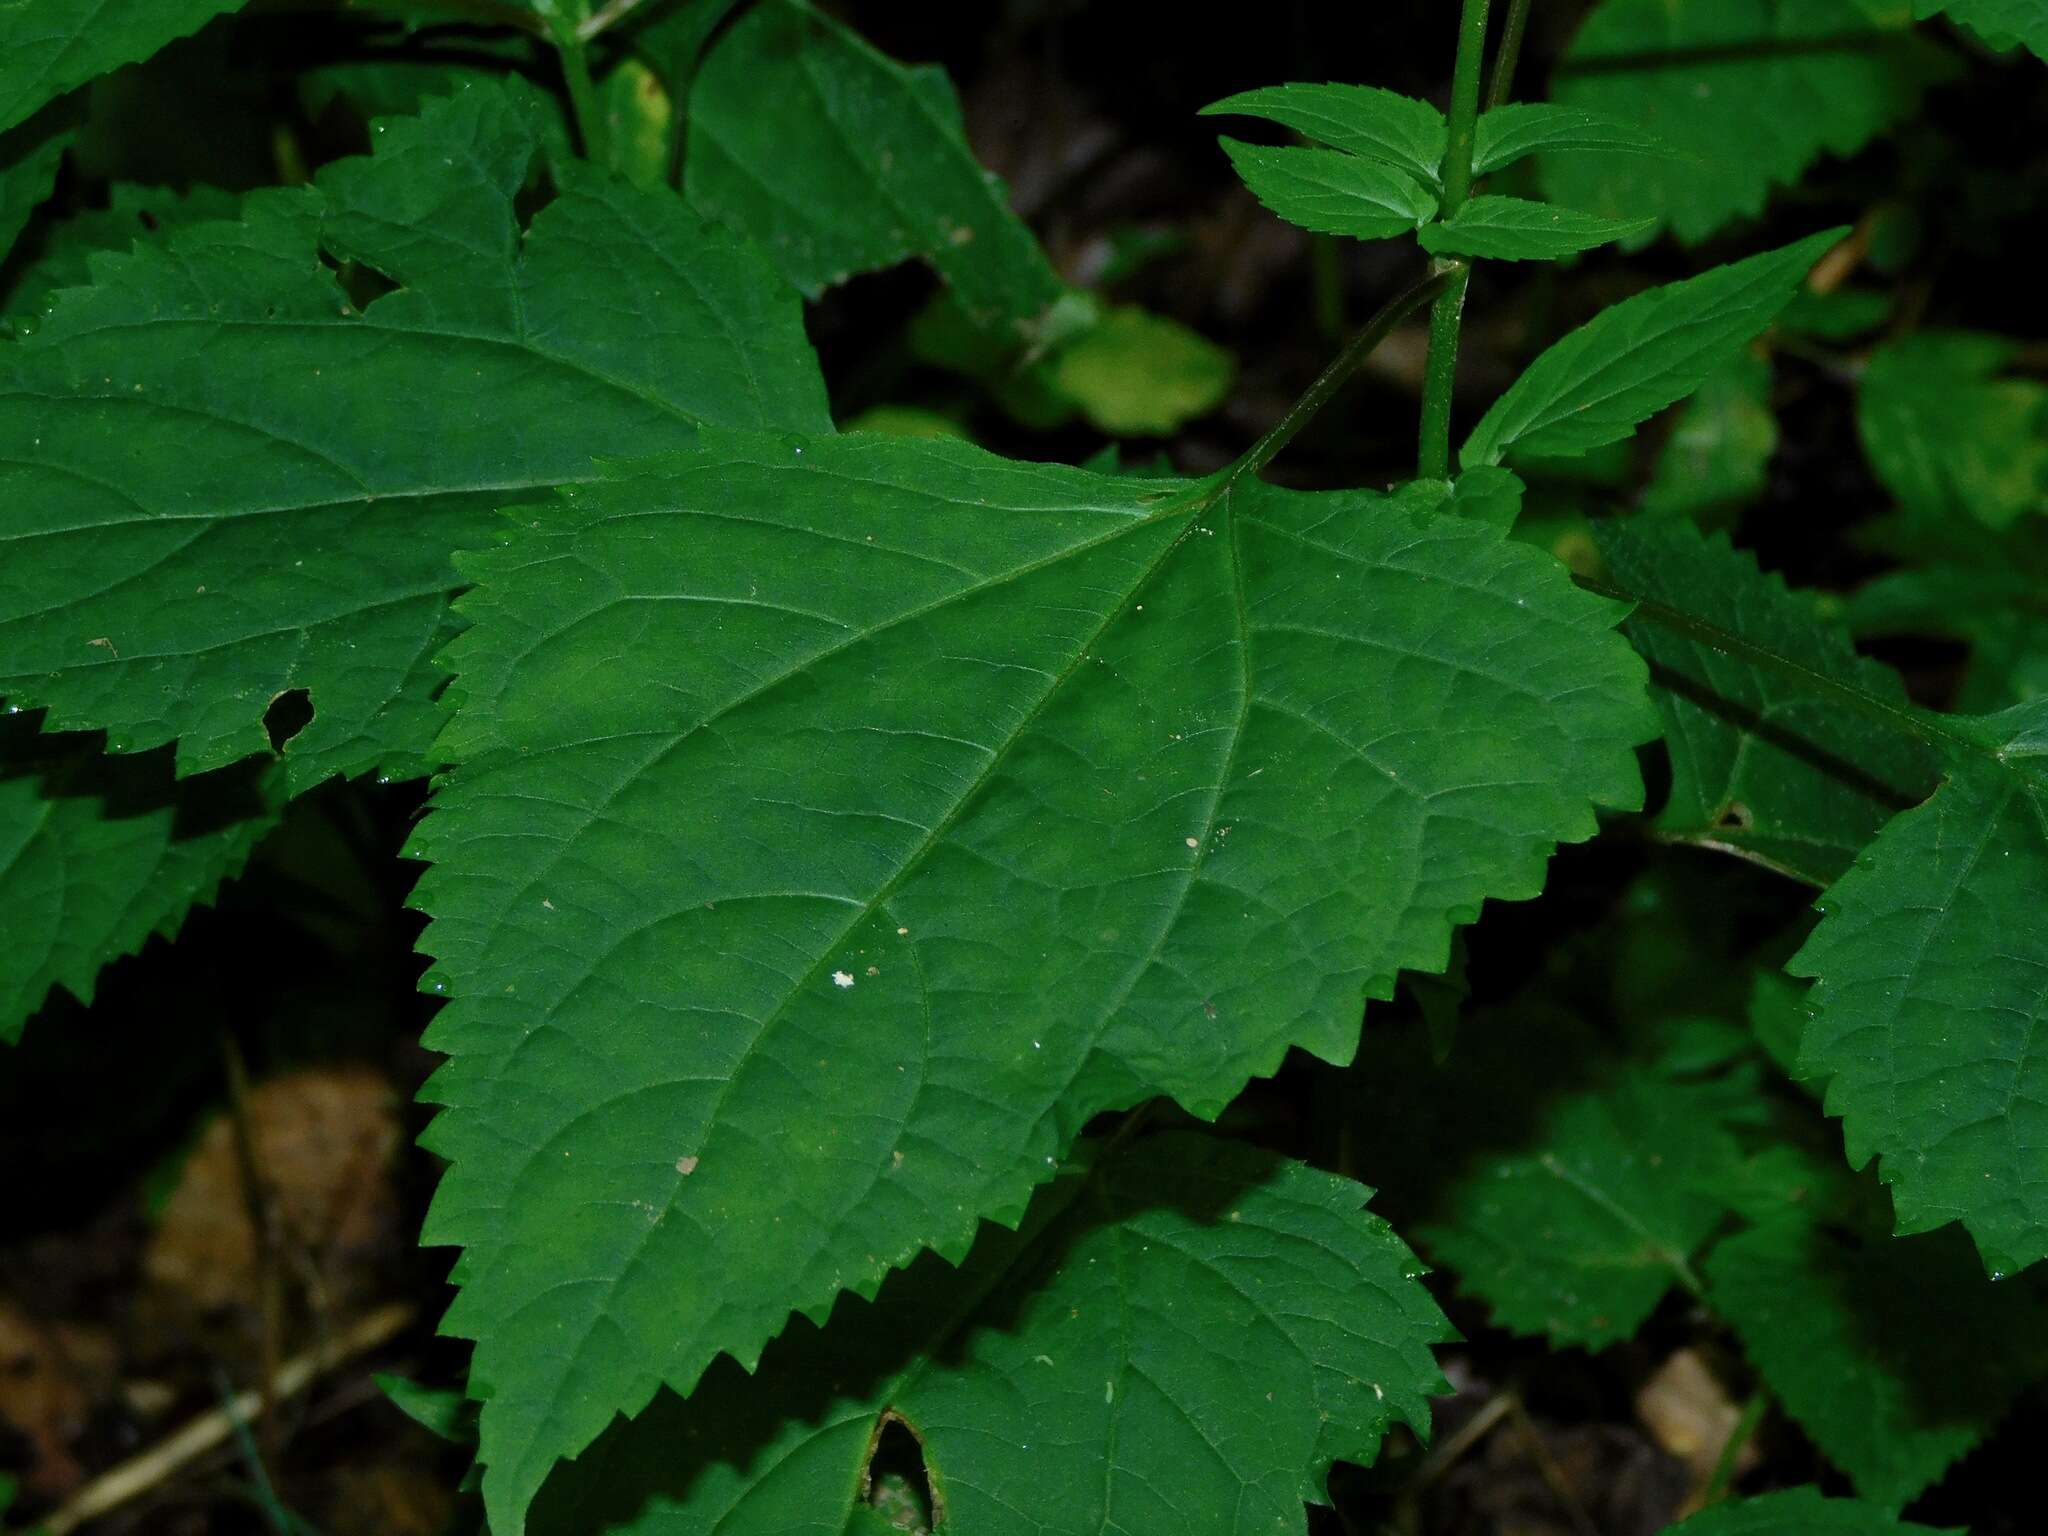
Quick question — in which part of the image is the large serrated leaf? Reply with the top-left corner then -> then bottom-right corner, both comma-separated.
1913,0 -> 2048,59
1460,231 -> 1840,468
0,0 -> 249,136
0,108 -> 71,265
1791,699 -> 2048,1275
1540,0 -> 1955,246
0,78 -> 827,791
1592,519 -> 1939,886
527,1132 -> 1449,1535
685,0 -> 1063,335
1201,83 -> 1447,186
1,709 -> 279,1042
412,435 -> 1653,1530
2,181 -> 240,321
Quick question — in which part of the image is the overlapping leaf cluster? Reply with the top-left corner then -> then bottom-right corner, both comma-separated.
4,1 -> 2045,1532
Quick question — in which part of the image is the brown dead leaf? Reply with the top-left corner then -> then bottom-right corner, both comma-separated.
1636,1348 -> 1758,1486
0,1298 -> 115,1498
144,1067 -> 402,1320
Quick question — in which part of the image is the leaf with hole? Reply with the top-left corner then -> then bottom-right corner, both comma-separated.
0,78 -> 827,791
526,1132 -> 1449,1536
1592,519 -> 1939,887
411,436 -> 1652,1529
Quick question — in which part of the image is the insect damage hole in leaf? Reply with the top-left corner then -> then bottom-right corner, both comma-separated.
262,688 -> 313,752
861,1410 -> 939,1533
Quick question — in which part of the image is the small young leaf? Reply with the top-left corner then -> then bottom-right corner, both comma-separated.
1708,1169 -> 2046,1507
686,0 -> 1064,335
1641,352 -> 1778,522
1591,519 -> 1939,886
1658,1487 -> 1961,1535
1913,0 -> 2048,61
1791,698 -> 2048,1275
414,437 -> 1652,1531
1,710 -> 280,1043
1219,139 -> 1437,240
1472,103 -> 1677,177
1200,82 -> 1447,187
527,1133 -> 1450,1536
1418,195 -> 1654,260
1541,0 -> 1955,245
1858,331 -> 2048,531
1047,307 -> 1235,437
0,0 -> 249,136
1460,229 -> 1842,468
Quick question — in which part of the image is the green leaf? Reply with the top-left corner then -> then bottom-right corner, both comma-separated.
526,1132 -> 1449,1536
1471,103 -> 1677,177
1658,1487 -> 1961,1535
1591,519 -> 1938,886
1708,1161 -> 2046,1507
0,107 -> 72,267
0,79 -> 827,790
1791,698 -> 2048,1275
685,0 -> 1064,335
1913,0 -> 2048,59
0,0 -> 249,136
1347,1011 -> 1747,1348
1200,82 -> 1447,187
1858,331 -> 2048,531
1642,352 -> 1778,522
1460,230 -> 1841,468
1,709 -> 279,1042
1218,139 -> 1437,241
1047,307 -> 1235,437
2,180 -> 239,320
1540,0 -> 1955,245
412,435 -> 1653,1530
375,1373 -> 478,1445
1418,195 -> 1654,260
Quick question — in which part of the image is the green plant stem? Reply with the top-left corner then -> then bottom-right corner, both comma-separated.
1699,1389 -> 1769,1505
1486,0 -> 1533,110
554,31 -> 609,165
1417,0 -> 1493,480
1220,268 -> 1457,494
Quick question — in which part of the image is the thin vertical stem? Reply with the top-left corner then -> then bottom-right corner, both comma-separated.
1486,0 -> 1533,110
1416,0 -> 1492,479
554,31 -> 610,165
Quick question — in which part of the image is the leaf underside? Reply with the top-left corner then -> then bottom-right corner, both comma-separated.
412,433 -> 1652,1530
528,1133 -> 1450,1536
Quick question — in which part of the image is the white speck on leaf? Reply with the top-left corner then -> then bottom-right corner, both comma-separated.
832,970 -> 855,988
676,1156 -> 699,1176
1185,836 -> 1200,848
